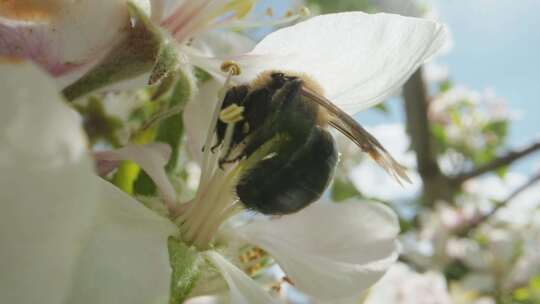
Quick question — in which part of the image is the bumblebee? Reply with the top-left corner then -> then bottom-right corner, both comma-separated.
214,71 -> 409,215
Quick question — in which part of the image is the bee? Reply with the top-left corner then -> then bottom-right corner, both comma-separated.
213,71 -> 410,215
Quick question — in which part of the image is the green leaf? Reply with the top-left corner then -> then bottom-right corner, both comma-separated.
75,97 -> 123,147
194,67 -> 213,83
443,259 -> 469,281
157,70 -> 192,171
168,237 -> 201,304
63,2 -> 164,101
112,160 -> 141,194
134,69 -> 193,196
513,275 -> 540,303
331,176 -> 361,202
306,0 -> 373,13
112,127 -> 156,193
439,79 -> 452,93
431,124 -> 449,154
372,103 -> 390,115
149,38 -> 181,85
495,165 -> 509,179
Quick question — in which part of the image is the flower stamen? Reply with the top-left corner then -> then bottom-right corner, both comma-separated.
179,61 -> 246,249
219,104 -> 245,124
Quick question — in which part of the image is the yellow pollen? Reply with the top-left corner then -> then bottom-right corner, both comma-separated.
220,60 -> 241,76
222,0 -> 255,19
299,6 -> 311,17
219,104 -> 244,124
247,262 -> 264,276
239,246 -> 267,263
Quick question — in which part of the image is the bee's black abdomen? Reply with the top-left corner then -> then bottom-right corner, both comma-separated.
236,127 -> 337,215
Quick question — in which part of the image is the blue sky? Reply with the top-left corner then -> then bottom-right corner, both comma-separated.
424,0 -> 540,172
428,0 -> 540,145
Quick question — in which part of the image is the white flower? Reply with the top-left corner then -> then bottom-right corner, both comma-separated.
178,10 -> 447,303
1,7 -> 448,304
0,0 -> 262,87
226,200 -> 400,303
190,11 -> 447,114
0,0 -> 152,81
0,60 -> 177,304
364,263 -> 452,304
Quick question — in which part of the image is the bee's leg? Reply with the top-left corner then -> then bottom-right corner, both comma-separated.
218,150 -> 247,168
210,141 -> 221,153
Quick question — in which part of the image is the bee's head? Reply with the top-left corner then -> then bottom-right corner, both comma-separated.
269,72 -> 297,90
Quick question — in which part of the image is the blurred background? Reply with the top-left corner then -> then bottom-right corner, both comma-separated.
247,0 -> 540,303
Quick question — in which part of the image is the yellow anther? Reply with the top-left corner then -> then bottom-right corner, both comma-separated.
247,262 -> 264,276
284,10 -> 294,17
265,7 -> 274,17
223,0 -> 255,19
219,104 -> 245,124
299,6 -> 311,17
239,246 -> 267,264
220,60 -> 241,76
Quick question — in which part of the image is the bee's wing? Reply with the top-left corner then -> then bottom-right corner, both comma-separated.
301,87 -> 411,184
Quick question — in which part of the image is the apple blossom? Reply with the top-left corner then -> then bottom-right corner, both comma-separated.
1,4 -> 450,304
0,60 -> 177,304
128,10 -> 446,303
0,0 -> 152,80
364,263 -> 452,304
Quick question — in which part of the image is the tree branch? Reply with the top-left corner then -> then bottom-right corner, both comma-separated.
403,68 -> 452,206
458,171 -> 540,234
450,141 -> 540,185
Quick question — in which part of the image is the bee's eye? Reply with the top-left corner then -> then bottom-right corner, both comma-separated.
271,72 -> 285,80
270,72 -> 288,88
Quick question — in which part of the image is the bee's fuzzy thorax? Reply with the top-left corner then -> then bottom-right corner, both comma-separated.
251,70 -> 330,126
250,70 -> 325,96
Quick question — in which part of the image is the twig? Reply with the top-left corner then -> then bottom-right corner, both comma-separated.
450,141 -> 540,185
403,68 -> 452,205
458,171 -> 540,234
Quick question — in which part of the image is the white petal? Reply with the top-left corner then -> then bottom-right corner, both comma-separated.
205,251 -> 282,304
0,0 -> 150,76
185,295 -> 224,304
364,263 -> 452,304
0,60 -> 98,303
236,12 -> 447,114
0,60 -> 86,166
191,31 -> 256,58
66,177 -> 177,304
1,61 -> 176,303
183,79 -> 224,163
95,143 -> 177,204
232,201 -> 400,302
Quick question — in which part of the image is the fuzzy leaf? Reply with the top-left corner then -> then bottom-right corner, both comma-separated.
168,237 -> 201,304
63,2 -> 163,101
134,69 -> 193,195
